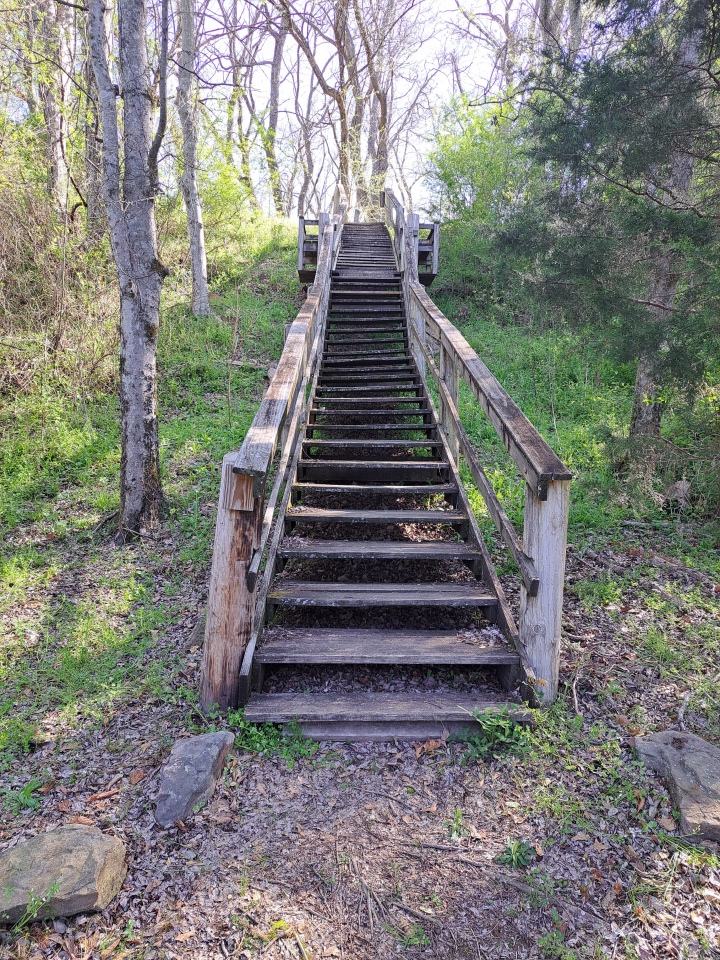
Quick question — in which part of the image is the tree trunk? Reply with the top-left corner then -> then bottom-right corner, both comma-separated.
85,42 -> 105,241
263,13 -> 288,214
38,1 -> 70,205
88,0 -> 165,538
629,26 -> 702,440
177,0 -> 210,317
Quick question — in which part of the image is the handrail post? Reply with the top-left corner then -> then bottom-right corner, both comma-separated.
440,342 -> 460,464
297,217 -> 305,274
201,460 -> 264,711
519,478 -> 570,704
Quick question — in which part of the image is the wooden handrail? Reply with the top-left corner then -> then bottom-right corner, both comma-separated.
201,192 -> 347,710
384,185 -> 571,704
408,283 -> 571,499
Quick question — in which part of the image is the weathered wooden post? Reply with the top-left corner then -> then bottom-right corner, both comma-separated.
439,342 -> 460,465
519,478 -> 571,704
200,460 -> 263,711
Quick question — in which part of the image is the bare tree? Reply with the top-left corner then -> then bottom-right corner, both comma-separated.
88,0 -> 168,537
177,0 -> 210,316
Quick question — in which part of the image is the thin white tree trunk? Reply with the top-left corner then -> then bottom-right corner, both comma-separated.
88,0 -> 165,537
177,0 -> 210,317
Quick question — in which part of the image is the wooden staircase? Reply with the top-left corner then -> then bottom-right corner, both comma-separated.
241,223 -> 524,737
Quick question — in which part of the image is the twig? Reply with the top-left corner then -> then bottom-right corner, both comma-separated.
677,690 -> 692,731
571,669 -> 583,719
93,509 -> 118,534
294,932 -> 310,960
391,901 -> 442,927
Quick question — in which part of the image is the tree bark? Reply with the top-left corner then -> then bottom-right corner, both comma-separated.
37,1 -> 71,205
88,0 -> 165,538
177,0 -> 211,317
629,25 -> 702,439
263,11 -> 288,214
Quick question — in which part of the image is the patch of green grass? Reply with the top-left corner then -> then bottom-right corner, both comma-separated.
496,839 -> 535,868
384,922 -> 430,948
450,706 -> 530,762
2,777 -> 43,814
228,711 -> 318,769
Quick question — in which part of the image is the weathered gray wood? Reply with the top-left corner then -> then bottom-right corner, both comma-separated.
285,507 -> 467,524
256,628 -> 519,665
302,439 -> 443,451
244,690 -> 529,724
277,540 -> 478,560
440,343 -> 460,464
298,459 -> 446,482
200,469 -> 262,710
291,482 -> 457,497
268,581 -> 498,608
519,479 -> 570,704
409,283 -> 571,500
417,337 -> 540,597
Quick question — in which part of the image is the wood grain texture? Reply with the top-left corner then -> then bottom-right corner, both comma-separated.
277,539 -> 478,560
256,628 -> 520,665
268,581 -> 497,608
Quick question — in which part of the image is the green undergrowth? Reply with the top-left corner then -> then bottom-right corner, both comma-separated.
0,213 -> 297,766
227,710 -> 318,769
433,220 -> 720,560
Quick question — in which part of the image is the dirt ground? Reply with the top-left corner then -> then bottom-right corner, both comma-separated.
1,530 -> 719,960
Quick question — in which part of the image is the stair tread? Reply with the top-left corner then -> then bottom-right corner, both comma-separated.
303,438 -> 442,449
269,581 -> 497,607
244,690 -> 524,723
278,539 -> 476,558
286,508 -> 466,522
292,483 -> 457,495
256,628 -> 518,665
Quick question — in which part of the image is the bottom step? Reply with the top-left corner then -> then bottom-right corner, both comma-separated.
243,691 -> 530,740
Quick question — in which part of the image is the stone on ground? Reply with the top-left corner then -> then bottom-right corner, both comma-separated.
0,825 -> 127,925
155,731 -> 235,828
635,730 -> 720,840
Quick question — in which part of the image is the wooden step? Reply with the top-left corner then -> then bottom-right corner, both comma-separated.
278,539 -> 477,560
302,438 -> 444,452
315,383 -> 421,395
243,691 -> 527,740
256,628 -> 518,665
323,348 -> 410,359
318,367 -> 416,381
298,460 -> 447,482
291,482 -> 457,497
312,398 -> 427,408
311,408 -> 428,418
285,507 -> 466,525
268,581 -> 497,608
306,423 -> 433,434
322,354 -> 411,367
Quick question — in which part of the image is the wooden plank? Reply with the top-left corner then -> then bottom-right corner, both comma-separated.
418,337 -> 540,597
268,581 -> 498,608
256,627 -> 518,664
200,470 -> 261,711
306,423 -> 433,434
278,540 -> 477,560
291,482 -> 457,496
285,507 -> 467,524
519,479 -> 570,704
409,283 -> 571,499
244,690 -> 528,724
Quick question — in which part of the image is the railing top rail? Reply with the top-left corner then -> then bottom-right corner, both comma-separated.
409,282 -> 571,497
231,200 -> 344,495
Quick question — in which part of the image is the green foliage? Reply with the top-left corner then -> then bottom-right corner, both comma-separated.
228,711 -> 318,769
444,807 -> 467,841
2,777 -> 43,813
7,881 -> 61,934
450,707 -> 529,763
428,96 -> 536,224
384,923 -> 430,948
496,839 -> 535,869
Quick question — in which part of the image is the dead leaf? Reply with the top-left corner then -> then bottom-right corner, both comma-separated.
322,949 -> 341,958
594,839 -> 609,852
129,769 -> 146,785
176,931 -> 195,942
423,802 -> 437,814
69,815 -> 94,825
56,800 -> 72,813
571,832 -> 589,842
658,816 -> 676,832
87,788 -> 121,803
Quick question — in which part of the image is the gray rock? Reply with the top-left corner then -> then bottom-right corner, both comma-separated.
155,731 -> 234,828
0,826 -> 126,925
635,730 -> 720,839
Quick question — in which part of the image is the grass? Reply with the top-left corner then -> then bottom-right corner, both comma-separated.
0,214 -> 298,767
